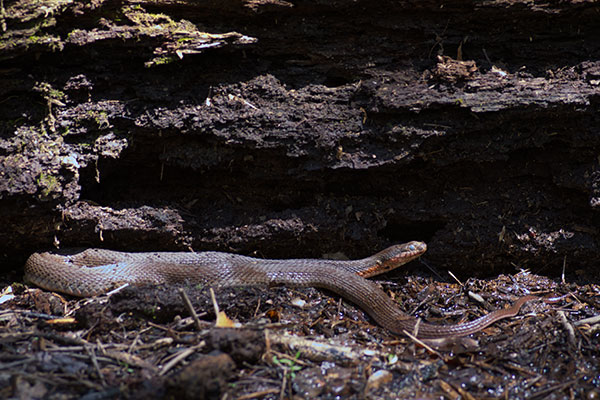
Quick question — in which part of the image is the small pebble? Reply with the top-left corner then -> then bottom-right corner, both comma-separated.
291,298 -> 306,308
365,370 -> 393,391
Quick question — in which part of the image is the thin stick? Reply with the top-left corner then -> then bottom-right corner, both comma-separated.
402,329 -> 446,361
178,288 -> 203,331
447,270 -> 463,286
557,311 -> 576,346
85,345 -> 106,387
159,346 -> 201,376
105,283 -> 129,296
210,287 -> 220,316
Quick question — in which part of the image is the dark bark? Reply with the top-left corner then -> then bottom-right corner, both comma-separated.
2,0 -> 600,278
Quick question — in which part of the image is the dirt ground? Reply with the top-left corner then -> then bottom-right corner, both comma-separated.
2,268 -> 599,399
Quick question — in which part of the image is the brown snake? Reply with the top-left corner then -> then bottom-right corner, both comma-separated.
24,241 -> 540,339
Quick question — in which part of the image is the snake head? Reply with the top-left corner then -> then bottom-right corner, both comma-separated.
358,241 -> 427,277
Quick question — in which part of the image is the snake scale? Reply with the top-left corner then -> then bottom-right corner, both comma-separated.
24,241 -> 538,339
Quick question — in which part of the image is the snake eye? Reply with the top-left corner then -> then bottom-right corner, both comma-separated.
408,244 -> 416,251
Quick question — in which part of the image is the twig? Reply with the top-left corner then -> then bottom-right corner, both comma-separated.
253,298 -> 261,318
34,330 -> 89,346
210,287 -> 220,316
159,343 -> 205,376
402,329 -> 446,361
0,357 -> 35,370
418,259 -> 445,281
85,344 -> 106,387
147,321 -> 170,331
46,343 -> 129,352
266,330 -> 384,363
482,48 -> 492,66
105,350 -> 158,372
557,311 -> 576,346
0,310 -> 61,319
105,283 -> 129,296
528,379 -> 579,400
447,270 -> 463,286
159,347 -> 195,376
128,333 -> 140,354
279,373 -> 287,400
178,288 -> 203,331
237,389 -> 280,400
573,314 -> 600,326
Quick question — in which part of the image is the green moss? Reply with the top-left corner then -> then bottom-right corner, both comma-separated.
33,82 -> 65,100
85,110 -> 110,128
94,111 -> 108,126
145,56 -> 175,67
37,172 -> 59,197
122,5 -> 176,28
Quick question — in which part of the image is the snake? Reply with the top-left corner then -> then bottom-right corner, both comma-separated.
24,241 -> 540,339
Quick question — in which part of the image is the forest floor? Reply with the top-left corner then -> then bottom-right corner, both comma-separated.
2,269 -> 599,399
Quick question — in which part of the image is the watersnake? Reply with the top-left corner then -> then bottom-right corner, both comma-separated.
24,241 -> 539,339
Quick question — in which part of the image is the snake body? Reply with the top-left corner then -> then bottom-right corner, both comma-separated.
24,241 -> 537,339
